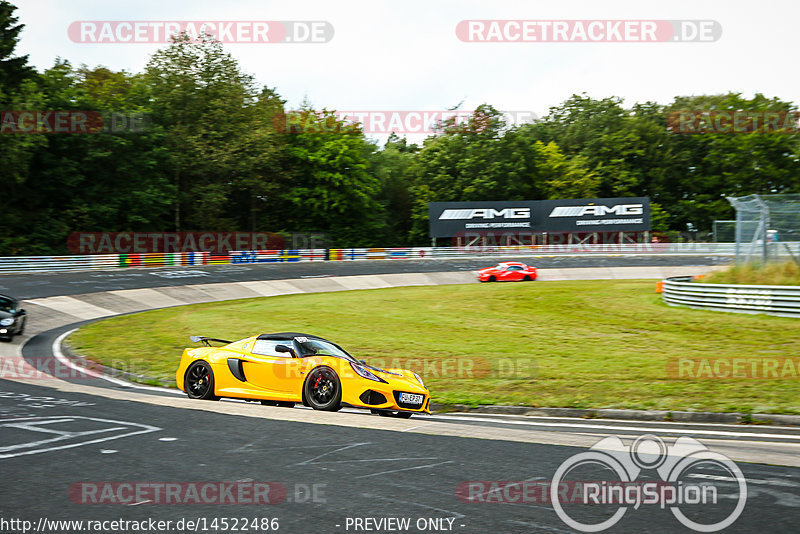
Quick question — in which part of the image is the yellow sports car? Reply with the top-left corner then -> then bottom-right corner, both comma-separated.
176,332 -> 430,418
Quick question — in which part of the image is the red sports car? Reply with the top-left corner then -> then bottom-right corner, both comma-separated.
476,262 -> 537,282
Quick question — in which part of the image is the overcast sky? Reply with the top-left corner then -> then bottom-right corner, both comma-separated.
13,0 -> 800,140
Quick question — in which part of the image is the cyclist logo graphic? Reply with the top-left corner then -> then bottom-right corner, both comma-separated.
551,434 -> 747,532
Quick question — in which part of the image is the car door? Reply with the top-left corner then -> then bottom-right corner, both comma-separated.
504,265 -> 523,280
241,339 -> 309,395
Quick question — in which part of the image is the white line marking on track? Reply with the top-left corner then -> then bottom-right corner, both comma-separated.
294,442 -> 370,466
0,416 -> 161,459
308,457 -> 441,464
356,460 -> 454,479
688,474 -> 800,487
52,329 -> 183,395
428,414 -> 800,441
439,412 -> 800,431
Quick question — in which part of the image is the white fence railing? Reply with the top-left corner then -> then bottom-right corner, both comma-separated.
0,252 -> 208,273
662,276 -> 800,318
0,242 -> 758,275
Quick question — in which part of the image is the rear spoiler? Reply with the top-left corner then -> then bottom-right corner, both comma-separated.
189,335 -> 232,347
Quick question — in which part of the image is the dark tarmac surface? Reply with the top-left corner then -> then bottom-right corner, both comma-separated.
0,254 -> 729,300
1,378 -> 797,534
7,253 -> 795,534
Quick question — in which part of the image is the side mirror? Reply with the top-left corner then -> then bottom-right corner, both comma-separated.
276,345 -> 296,357
16,309 -> 25,316
359,359 -> 367,364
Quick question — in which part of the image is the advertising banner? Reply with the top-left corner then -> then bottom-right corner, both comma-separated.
428,197 -> 650,237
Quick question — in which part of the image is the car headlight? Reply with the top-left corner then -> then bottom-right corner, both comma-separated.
350,362 -> 387,383
414,373 -> 425,388
0,318 -> 14,326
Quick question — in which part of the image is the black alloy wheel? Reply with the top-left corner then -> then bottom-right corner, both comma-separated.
304,366 -> 342,411
185,361 -> 219,400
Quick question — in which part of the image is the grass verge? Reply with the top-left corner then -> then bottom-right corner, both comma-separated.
701,261 -> 800,286
67,280 -> 800,414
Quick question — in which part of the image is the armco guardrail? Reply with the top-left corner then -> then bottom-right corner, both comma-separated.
0,242 -> 750,274
0,252 -> 209,273
662,276 -> 800,318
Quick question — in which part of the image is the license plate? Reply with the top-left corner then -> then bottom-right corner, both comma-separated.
399,392 -> 424,405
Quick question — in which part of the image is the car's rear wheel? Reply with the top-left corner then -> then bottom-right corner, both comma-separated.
523,275 -> 532,281
185,361 -> 219,400
304,366 -> 342,411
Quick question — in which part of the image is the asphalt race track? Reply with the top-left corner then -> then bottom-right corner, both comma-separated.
3,255 -> 799,534
0,254 -> 729,299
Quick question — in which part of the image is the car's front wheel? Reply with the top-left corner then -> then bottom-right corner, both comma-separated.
184,361 -> 219,400
488,275 -> 496,282
304,366 -> 342,411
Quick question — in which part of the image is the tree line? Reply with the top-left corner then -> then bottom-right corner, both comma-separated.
1,1 -> 799,255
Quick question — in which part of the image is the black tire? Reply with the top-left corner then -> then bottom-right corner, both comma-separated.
488,275 -> 496,282
304,366 -> 342,411
523,275 -> 532,281
17,318 -> 25,335
184,361 -> 219,400
261,400 -> 295,408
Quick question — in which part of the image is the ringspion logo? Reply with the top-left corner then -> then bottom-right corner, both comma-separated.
551,435 -> 746,532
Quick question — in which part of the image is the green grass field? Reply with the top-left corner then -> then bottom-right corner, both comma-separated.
702,261 -> 800,286
67,280 -> 800,414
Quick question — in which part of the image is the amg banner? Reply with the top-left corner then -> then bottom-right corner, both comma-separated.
428,197 -> 650,237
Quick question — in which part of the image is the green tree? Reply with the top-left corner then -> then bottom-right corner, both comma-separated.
0,1 -> 32,91
145,33 -> 274,231
370,133 -> 417,245
278,107 -> 384,246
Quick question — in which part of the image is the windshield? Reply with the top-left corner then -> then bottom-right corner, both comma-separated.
295,338 -> 356,361
0,297 -> 14,313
